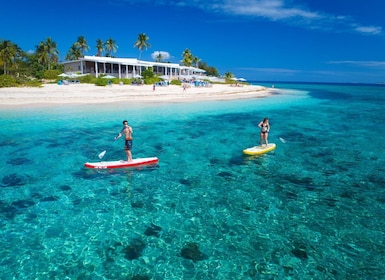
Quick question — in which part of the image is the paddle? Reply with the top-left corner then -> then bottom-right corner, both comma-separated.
279,137 -> 287,143
98,138 -> 118,160
98,150 -> 106,160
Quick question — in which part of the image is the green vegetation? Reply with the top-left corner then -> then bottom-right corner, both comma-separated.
181,48 -> 219,76
134,33 -> 151,60
104,38 -> 118,57
0,75 -> 17,87
181,49 -> 194,66
170,79 -> 181,86
141,67 -> 160,85
77,74 -> 96,84
1,35 -> 227,88
44,69 -> 61,80
0,37 -> 62,87
95,78 -> 110,86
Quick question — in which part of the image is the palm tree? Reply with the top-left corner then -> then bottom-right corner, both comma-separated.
133,33 -> 151,60
35,43 -> 49,70
224,71 -> 234,79
45,37 -> 59,69
96,39 -> 104,56
35,37 -> 59,70
74,35 -> 89,57
12,44 -> 25,76
192,56 -> 200,68
182,48 -> 193,66
155,52 -> 163,62
104,38 -> 118,57
66,43 -> 82,60
0,40 -> 20,75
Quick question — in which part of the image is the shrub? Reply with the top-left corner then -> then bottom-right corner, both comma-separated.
95,78 -> 109,86
79,74 -> 96,84
22,79 -> 42,87
120,78 -> 132,85
45,70 -> 61,79
141,68 -> 155,79
0,75 -> 17,87
170,79 -> 181,86
143,77 -> 159,85
34,71 -> 44,80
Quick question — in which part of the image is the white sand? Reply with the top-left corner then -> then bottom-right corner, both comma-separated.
0,83 -> 273,107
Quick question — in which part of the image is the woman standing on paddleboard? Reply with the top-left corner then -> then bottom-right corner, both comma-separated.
258,118 -> 270,147
115,120 -> 133,162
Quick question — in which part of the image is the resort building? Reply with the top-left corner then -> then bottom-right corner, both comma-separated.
62,55 -> 206,80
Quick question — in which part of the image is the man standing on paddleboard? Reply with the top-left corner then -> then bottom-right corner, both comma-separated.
115,120 -> 133,162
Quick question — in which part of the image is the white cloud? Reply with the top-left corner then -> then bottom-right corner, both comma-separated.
354,25 -> 382,35
151,51 -> 171,60
218,0 -> 382,35
329,60 -> 385,68
221,0 -> 321,21
239,67 -> 300,74
129,0 -> 382,35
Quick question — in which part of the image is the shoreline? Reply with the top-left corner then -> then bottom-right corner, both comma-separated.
0,83 -> 274,108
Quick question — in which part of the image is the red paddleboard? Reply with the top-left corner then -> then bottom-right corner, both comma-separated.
84,157 -> 158,169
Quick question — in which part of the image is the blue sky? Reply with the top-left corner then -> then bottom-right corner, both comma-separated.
1,0 -> 385,83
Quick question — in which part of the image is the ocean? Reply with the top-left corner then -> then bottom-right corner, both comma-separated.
0,82 -> 384,279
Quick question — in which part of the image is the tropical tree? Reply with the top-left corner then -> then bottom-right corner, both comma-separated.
198,61 -> 219,77
155,52 -> 163,62
0,40 -> 23,75
204,65 -> 219,77
192,56 -> 200,68
96,39 -> 104,56
181,48 -> 193,66
224,71 -> 234,79
104,38 -> 118,57
66,43 -> 82,60
74,35 -> 89,57
23,52 -> 44,77
134,33 -> 151,60
151,51 -> 170,62
35,37 -> 59,70
35,43 -> 49,70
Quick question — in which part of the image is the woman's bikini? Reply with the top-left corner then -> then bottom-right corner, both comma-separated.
261,123 -> 269,133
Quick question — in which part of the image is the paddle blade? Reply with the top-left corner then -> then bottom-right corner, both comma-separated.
279,137 -> 287,143
98,150 -> 106,159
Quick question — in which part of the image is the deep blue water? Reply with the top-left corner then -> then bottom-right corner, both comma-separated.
1,82 -> 385,279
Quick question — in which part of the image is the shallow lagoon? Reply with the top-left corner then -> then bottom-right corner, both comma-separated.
1,83 -> 384,279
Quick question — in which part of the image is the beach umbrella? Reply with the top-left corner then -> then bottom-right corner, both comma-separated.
179,74 -> 193,80
58,73 -> 69,77
68,73 -> 81,78
102,75 -> 116,79
159,75 -> 170,80
238,78 -> 247,82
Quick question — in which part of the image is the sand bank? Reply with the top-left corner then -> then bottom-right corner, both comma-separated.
0,83 -> 273,107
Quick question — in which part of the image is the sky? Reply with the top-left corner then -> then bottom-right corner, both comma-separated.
1,0 -> 385,83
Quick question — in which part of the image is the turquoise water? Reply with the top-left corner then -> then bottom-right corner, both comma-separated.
1,83 -> 385,279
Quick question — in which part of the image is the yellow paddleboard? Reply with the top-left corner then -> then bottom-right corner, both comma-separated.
243,143 -> 276,155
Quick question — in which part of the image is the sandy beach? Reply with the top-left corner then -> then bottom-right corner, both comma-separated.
0,83 -> 273,107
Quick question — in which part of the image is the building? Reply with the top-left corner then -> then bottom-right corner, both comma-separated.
62,55 -> 206,80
